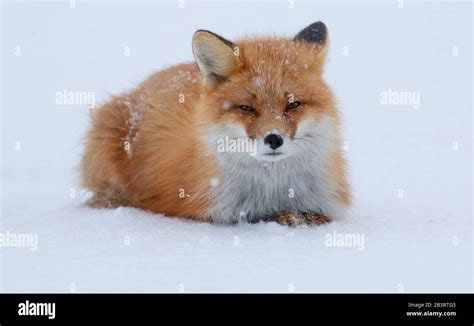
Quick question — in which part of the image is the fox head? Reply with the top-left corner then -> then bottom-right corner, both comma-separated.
193,22 -> 340,163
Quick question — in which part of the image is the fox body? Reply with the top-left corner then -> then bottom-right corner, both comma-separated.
81,22 -> 351,224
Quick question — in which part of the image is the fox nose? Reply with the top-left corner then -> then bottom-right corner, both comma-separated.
264,134 -> 284,150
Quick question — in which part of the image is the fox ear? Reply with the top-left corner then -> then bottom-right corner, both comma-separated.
192,30 -> 241,86
294,21 -> 328,47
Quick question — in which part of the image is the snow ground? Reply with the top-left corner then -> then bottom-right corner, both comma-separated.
1,1 -> 472,292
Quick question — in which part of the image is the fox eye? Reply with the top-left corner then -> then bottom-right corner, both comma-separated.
286,101 -> 301,110
239,105 -> 255,112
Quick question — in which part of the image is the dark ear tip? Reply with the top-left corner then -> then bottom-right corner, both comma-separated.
194,29 -> 211,35
294,21 -> 327,45
193,29 -> 212,41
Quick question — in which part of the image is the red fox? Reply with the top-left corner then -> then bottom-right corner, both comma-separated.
81,22 -> 351,225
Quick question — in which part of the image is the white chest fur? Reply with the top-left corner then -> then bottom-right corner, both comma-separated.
203,116 -> 347,223
206,154 -> 345,223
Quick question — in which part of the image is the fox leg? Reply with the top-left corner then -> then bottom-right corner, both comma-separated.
271,211 -> 331,227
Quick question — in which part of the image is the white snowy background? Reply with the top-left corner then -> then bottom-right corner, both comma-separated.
1,0 -> 472,292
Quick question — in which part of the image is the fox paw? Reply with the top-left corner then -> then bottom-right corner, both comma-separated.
85,192 -> 124,208
301,212 -> 331,226
85,193 -> 108,208
273,211 -> 331,227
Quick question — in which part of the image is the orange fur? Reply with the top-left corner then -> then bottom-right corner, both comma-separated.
81,23 -> 351,223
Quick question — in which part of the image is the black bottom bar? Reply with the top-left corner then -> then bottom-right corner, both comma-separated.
0,294 -> 472,322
